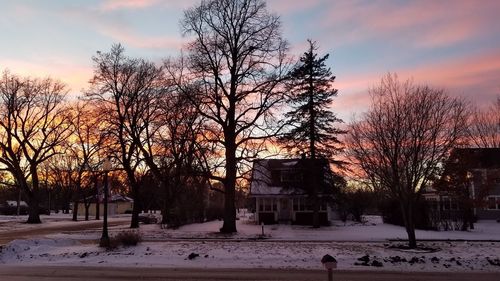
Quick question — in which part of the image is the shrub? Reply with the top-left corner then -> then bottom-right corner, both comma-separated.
113,231 -> 142,247
379,198 -> 434,230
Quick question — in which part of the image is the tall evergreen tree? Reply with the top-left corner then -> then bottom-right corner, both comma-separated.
281,40 -> 345,227
281,40 -> 344,160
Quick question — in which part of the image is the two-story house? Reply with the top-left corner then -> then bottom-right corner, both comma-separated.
249,158 -> 337,225
425,148 -> 500,221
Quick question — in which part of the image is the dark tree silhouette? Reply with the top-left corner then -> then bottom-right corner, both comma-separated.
280,40 -> 345,228
87,44 -> 165,228
281,40 -> 344,159
66,102 -> 107,221
179,0 -> 288,233
346,73 -> 468,248
468,97 -> 500,148
0,71 -> 71,223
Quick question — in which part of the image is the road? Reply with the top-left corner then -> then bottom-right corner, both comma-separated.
0,266 -> 497,281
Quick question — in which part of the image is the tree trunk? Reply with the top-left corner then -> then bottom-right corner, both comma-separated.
221,143 -> 237,233
26,192 -> 41,224
400,201 -> 417,249
310,161 -> 320,228
26,168 -> 42,224
84,205 -> 90,221
94,176 -> 100,220
72,201 -> 78,221
16,188 -> 21,216
130,183 -> 141,228
95,200 -> 100,220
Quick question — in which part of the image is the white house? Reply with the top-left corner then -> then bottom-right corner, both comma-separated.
249,158 -> 336,225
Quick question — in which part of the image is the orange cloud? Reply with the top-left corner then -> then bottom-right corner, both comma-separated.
0,58 -> 93,96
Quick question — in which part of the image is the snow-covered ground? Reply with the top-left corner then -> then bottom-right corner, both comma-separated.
1,213 -> 500,272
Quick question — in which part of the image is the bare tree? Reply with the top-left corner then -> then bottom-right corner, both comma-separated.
179,0 -> 288,233
468,97 -> 500,148
0,71 -> 71,223
154,93 -> 210,225
86,44 -> 165,228
346,73 -> 468,248
65,101 -> 107,221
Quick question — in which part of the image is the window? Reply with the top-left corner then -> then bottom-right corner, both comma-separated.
259,198 -> 277,212
271,170 -> 281,185
487,196 -> 500,210
441,197 -> 459,211
264,198 -> 272,211
292,198 -> 326,211
280,169 -> 302,183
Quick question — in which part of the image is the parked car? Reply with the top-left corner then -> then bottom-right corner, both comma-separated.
0,201 -> 28,215
138,213 -> 158,224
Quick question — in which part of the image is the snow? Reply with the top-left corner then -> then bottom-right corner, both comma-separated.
1,213 -> 500,272
0,213 -> 130,234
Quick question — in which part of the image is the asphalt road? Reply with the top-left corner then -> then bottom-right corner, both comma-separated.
0,266 -> 498,281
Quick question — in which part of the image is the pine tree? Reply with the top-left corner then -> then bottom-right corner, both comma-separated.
281,40 -> 344,160
281,40 -> 345,228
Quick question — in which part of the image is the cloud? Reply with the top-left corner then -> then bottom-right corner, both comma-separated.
267,0 -> 322,14
98,25 -> 187,50
0,58 -> 93,96
400,50 -> 500,104
99,0 -> 160,11
319,0 -> 500,49
331,49 -> 500,122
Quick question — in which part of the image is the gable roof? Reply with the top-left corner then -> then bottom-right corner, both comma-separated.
449,148 -> 500,169
249,158 -> 333,196
250,159 -> 305,196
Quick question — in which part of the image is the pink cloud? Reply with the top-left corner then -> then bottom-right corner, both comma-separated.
99,25 -> 187,50
332,50 -> 500,121
99,0 -> 160,11
400,51 -> 500,104
267,0 -> 322,14
320,0 -> 500,49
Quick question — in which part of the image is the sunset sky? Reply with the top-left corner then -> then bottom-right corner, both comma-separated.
1,0 -> 499,122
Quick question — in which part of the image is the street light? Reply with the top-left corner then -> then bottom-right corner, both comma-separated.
99,157 -> 112,248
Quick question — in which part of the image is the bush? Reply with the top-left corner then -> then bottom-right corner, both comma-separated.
113,231 -> 142,247
379,198 -> 434,230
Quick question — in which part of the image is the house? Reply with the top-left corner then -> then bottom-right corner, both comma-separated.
424,148 -> 500,220
77,194 -> 133,216
249,158 -> 337,225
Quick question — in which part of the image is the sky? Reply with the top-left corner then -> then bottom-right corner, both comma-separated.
0,0 -> 499,122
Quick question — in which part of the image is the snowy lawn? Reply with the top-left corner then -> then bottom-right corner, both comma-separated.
1,213 -> 500,272
1,238 -> 500,272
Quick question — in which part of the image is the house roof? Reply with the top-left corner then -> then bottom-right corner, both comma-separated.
78,194 -> 133,203
450,148 -> 500,169
109,194 -> 133,202
250,158 -> 313,196
250,159 -> 334,197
